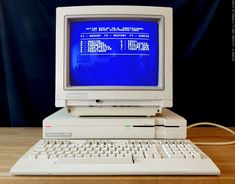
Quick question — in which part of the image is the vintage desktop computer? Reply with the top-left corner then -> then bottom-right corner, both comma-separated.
43,5 -> 187,139
10,6 -> 220,175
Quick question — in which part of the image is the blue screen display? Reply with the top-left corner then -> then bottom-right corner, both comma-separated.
70,20 -> 159,86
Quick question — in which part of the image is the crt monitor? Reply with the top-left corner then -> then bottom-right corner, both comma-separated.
55,6 -> 172,110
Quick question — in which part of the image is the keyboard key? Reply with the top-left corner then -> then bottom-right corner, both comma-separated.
56,156 -> 133,164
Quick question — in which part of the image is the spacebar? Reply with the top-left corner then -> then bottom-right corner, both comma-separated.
56,157 -> 133,164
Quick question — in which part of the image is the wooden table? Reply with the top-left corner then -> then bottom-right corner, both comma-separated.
0,127 -> 234,184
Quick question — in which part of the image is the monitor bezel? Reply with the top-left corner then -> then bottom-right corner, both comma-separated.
64,15 -> 164,91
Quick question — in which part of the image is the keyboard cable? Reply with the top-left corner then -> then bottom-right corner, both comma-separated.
187,122 -> 235,145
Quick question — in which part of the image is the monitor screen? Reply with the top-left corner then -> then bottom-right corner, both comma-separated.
69,20 -> 159,87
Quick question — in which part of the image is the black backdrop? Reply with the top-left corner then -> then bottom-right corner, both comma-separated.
0,0 -> 234,127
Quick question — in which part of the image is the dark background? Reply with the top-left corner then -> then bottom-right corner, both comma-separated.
0,0 -> 233,127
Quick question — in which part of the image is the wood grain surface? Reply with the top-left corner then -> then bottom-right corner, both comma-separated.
0,127 -> 234,184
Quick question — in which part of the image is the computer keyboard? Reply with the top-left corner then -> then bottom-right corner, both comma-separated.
10,139 -> 220,175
